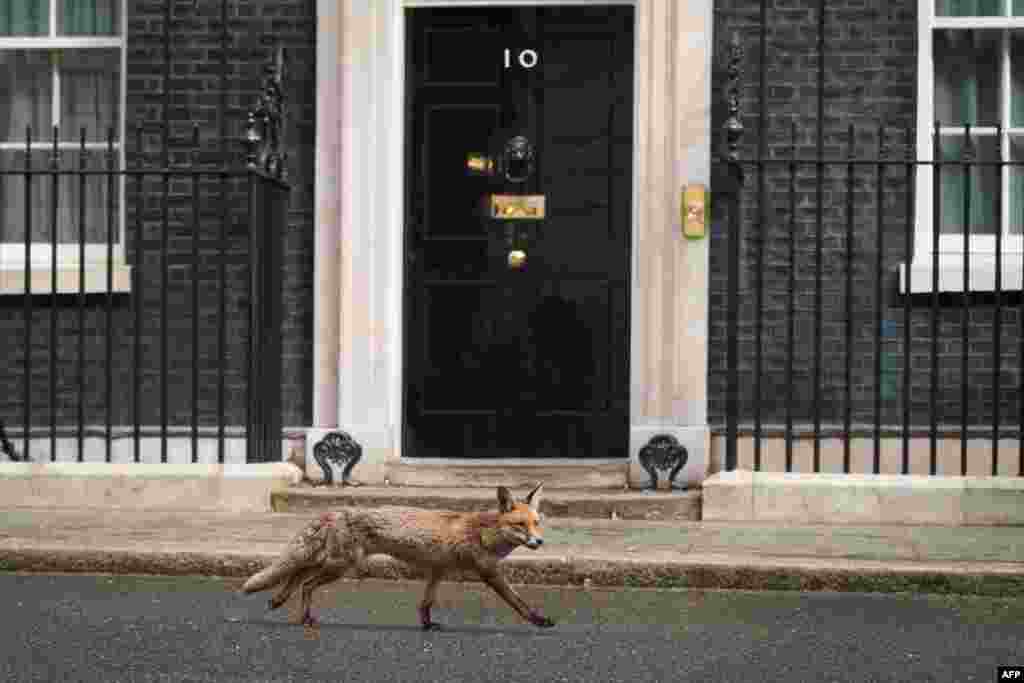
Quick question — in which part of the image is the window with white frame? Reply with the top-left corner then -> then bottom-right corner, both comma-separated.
0,0 -> 125,269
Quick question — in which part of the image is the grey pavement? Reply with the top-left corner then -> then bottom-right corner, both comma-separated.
4,572 -> 1024,682
1,506 -> 1023,595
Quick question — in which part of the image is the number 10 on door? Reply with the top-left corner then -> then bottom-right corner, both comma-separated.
504,48 -> 539,69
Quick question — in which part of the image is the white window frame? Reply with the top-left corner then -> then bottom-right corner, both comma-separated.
0,0 -> 130,294
905,0 -> 1024,293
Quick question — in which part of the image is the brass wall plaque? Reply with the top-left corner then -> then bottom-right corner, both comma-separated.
683,183 -> 707,239
486,194 -> 546,220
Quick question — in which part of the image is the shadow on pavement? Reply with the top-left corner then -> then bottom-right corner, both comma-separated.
234,618 -> 562,637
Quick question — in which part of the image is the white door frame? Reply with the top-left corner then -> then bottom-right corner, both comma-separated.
313,0 -> 712,488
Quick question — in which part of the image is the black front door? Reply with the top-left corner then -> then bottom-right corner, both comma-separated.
403,6 -> 633,459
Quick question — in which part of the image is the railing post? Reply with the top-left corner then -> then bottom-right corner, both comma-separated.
723,32 -> 745,473
244,42 -> 289,463
23,127 -> 33,462
267,180 -> 287,463
247,171 -> 263,463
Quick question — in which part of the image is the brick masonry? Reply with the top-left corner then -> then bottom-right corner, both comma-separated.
0,0 -> 315,448
709,0 -> 1024,435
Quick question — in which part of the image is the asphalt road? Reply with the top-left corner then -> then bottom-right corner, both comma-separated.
3,573 -> 1022,683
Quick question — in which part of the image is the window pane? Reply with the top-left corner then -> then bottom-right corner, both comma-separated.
1014,0 -> 1024,15
938,135 -> 999,235
936,0 -> 1003,16
0,150 -> 119,244
59,49 -> 120,142
934,30 -> 1001,127
0,52 -> 53,142
59,0 -> 119,36
1011,136 -> 1024,234
0,1 -> 48,36
1013,34 -> 1024,127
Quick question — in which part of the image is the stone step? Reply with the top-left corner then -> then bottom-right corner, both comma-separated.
380,461 -> 629,490
270,485 -> 700,521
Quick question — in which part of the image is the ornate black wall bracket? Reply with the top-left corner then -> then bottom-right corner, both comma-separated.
638,434 -> 688,490
722,31 -> 744,165
312,431 -> 362,487
713,31 -> 746,197
0,420 -> 26,462
246,43 -> 288,179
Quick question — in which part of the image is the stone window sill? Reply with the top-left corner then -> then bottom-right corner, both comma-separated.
900,255 -> 1023,294
0,265 -> 133,296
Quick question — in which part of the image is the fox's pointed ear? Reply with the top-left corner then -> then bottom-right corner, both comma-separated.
525,482 -> 543,511
497,486 -> 514,513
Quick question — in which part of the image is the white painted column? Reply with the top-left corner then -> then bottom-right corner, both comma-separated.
312,0 -> 406,483
313,0 -> 342,429
628,0 -> 713,488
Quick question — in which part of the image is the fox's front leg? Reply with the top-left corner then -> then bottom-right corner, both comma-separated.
480,568 -> 555,628
419,569 -> 445,631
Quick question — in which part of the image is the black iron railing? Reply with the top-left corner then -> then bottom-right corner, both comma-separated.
0,37 -> 290,466
717,30 -> 1024,477
0,119 -> 287,465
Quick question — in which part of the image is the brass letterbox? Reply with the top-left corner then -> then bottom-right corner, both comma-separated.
485,194 -> 546,220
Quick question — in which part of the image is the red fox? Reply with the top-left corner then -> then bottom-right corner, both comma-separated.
241,483 -> 556,630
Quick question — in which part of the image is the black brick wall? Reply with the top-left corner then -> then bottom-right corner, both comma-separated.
0,0 -> 315,438
709,0 -> 1024,432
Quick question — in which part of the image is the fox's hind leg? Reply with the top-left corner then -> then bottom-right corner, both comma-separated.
297,544 -> 365,627
297,569 -> 342,627
269,567 -> 317,611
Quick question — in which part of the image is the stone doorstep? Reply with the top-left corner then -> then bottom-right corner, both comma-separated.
270,485 -> 702,522
303,459 -> 634,491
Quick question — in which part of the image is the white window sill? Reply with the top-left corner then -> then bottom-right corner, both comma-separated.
900,255 -> 1024,294
0,265 -> 133,296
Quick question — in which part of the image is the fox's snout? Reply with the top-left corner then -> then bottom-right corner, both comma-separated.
525,536 -> 543,549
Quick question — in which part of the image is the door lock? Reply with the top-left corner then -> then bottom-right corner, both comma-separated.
507,249 -> 527,269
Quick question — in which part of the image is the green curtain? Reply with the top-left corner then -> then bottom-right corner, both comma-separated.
62,0 -> 116,35
0,1 -> 48,35
939,27 -> 997,235
0,1 -> 116,36
959,73 -> 978,126
938,30 -> 985,127
1014,167 -> 1024,235
1014,65 -> 1024,128
941,137 -> 997,235
940,0 -> 1001,15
